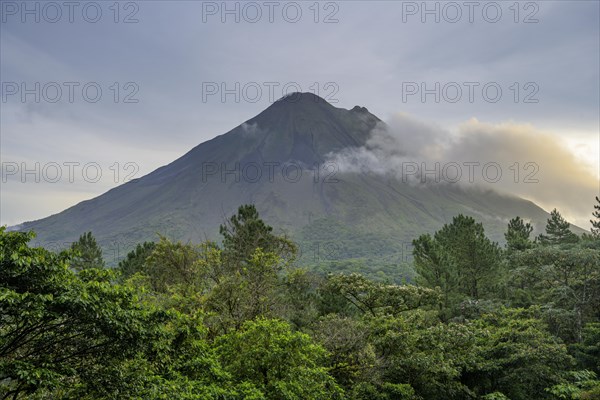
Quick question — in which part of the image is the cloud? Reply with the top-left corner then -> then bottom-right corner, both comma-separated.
240,122 -> 260,136
327,113 -> 599,228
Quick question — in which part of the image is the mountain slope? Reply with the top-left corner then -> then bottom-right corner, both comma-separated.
19,93 -> 579,277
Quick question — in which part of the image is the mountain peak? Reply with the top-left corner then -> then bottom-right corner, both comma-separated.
274,91 -> 328,104
351,105 -> 370,113
238,92 -> 379,165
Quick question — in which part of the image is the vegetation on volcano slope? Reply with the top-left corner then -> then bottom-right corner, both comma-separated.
2,199 -> 600,399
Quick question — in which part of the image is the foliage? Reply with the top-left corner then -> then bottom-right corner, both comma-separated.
0,228 -> 163,398
220,204 -> 297,268
321,273 -> 440,317
591,197 -> 600,237
464,307 -> 575,399
69,231 -> 105,271
413,214 -> 502,318
4,201 -> 600,400
117,241 -> 155,280
505,216 -> 534,251
145,235 -> 208,294
215,318 -> 343,399
538,209 -> 580,245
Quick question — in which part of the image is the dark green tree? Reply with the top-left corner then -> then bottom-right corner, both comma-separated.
413,233 -> 459,312
538,209 -> 579,245
414,215 -> 501,304
571,322 -> 600,374
219,204 -> 296,267
506,245 -> 600,342
118,241 -> 156,280
464,307 -> 576,399
69,231 -> 105,271
591,196 -> 600,237
505,216 -> 534,251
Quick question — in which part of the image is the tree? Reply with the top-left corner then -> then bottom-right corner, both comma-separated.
0,228 -> 161,398
413,215 -> 502,307
219,204 -> 296,269
206,248 -> 283,332
571,322 -> 600,374
0,228 -> 262,399
464,307 -> 576,400
538,209 -> 579,245
321,273 -> 439,317
368,310 -> 475,399
413,233 -> 460,312
215,318 -> 343,399
117,241 -> 156,280
145,235 -> 208,294
505,216 -> 534,251
310,315 -> 376,390
204,205 -> 299,332
69,231 -> 105,271
591,196 -> 600,237
505,245 -> 600,343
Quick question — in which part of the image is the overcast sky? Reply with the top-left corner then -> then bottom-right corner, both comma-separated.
1,0 -> 599,228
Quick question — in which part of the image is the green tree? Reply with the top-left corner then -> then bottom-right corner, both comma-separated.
413,233 -> 460,312
117,241 -> 155,280
0,228 -> 160,398
591,197 -> 600,237
279,268 -> 320,329
215,318 -> 343,399
464,307 -> 575,400
220,204 -> 296,268
505,216 -> 534,251
506,245 -> 600,342
571,323 -> 600,374
310,315 -> 378,392
206,248 -> 283,331
145,236 -> 207,294
0,228 -> 265,399
69,231 -> 105,271
368,310 -> 474,399
204,205 -> 299,332
538,209 -> 579,245
546,370 -> 600,400
321,273 -> 439,317
413,215 -> 502,309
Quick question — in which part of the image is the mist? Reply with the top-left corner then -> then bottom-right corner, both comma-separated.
327,113 -> 599,229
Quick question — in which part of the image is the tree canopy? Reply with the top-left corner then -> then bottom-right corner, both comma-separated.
2,201 -> 600,399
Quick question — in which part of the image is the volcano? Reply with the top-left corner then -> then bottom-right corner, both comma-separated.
19,93 -> 567,278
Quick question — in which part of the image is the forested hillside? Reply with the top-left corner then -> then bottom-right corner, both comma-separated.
2,199 -> 600,399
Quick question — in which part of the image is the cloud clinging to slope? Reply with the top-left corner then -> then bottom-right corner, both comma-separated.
328,113 -> 599,228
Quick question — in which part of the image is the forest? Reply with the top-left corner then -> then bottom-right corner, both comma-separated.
1,200 -> 600,399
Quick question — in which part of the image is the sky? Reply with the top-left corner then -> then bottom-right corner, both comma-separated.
1,0 -> 599,229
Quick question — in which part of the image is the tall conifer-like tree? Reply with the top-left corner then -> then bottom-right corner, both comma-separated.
590,196 -> 600,237
505,216 -> 534,251
538,209 -> 579,245
70,231 -> 105,271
